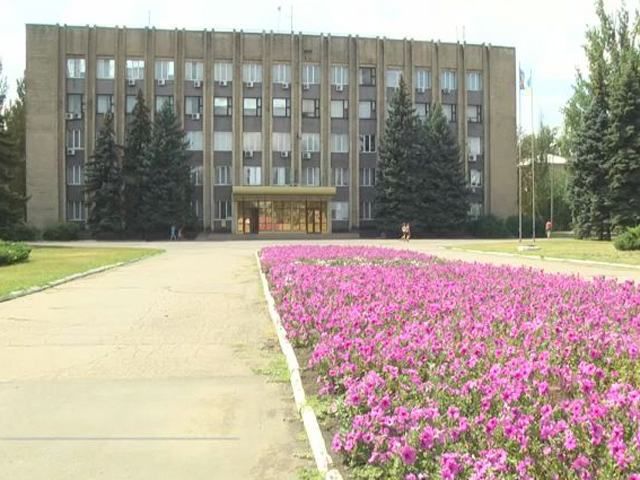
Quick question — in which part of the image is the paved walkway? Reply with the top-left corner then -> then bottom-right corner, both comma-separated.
0,243 -> 311,479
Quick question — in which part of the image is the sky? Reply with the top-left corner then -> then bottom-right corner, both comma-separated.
0,0 -> 624,133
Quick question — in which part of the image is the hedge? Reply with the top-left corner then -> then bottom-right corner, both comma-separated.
0,241 -> 32,266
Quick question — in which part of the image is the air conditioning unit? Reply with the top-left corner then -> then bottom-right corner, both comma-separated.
468,154 -> 476,162
65,112 -> 75,120
282,82 -> 290,89
246,81 -> 255,88
158,79 -> 166,86
191,113 -> 201,120
302,152 -> 312,160
218,80 -> 228,87
194,80 -> 202,88
73,113 -> 82,119
66,148 -> 76,156
280,150 -> 290,158
128,79 -> 136,86
335,84 -> 344,92
303,83 -> 310,90
244,150 -> 254,158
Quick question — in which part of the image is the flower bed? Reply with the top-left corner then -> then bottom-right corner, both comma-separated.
260,245 -> 640,479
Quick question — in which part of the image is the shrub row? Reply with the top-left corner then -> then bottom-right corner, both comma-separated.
0,223 -> 82,242
0,241 -> 32,266
614,225 -> 640,251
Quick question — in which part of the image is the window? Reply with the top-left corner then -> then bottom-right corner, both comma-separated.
415,68 -> 431,91
126,59 -> 144,80
243,63 -> 262,84
305,167 -> 320,186
302,64 -> 320,85
67,94 -> 83,115
243,97 -> 262,116
470,169 -> 482,187
359,101 -> 376,119
272,167 -> 290,185
301,133 -> 320,153
273,98 -> 291,117
331,201 -> 349,221
333,167 -> 349,186
359,67 -> 376,86
272,132 -> 291,152
243,132 -> 262,152
185,96 -> 203,115
214,97 -> 232,116
190,165 -> 203,185
443,104 -> 457,123
415,103 -> 429,120
466,71 -> 482,91
214,132 -> 233,152
441,70 -> 457,91
243,166 -> 262,185
68,200 -> 86,221
359,135 -> 376,153
96,58 -> 115,79
360,201 -> 373,220
155,60 -> 175,81
186,131 -> 203,151
185,61 -> 204,81
214,62 -> 233,83
331,65 -> 349,86
215,200 -> 232,219
467,105 -> 482,123
126,95 -> 137,114
385,69 -> 402,88
67,164 -> 84,185
302,99 -> 320,118
96,95 -> 114,114
468,137 -> 482,161
215,165 -> 231,185
331,100 -> 348,119
155,95 -> 174,113
67,129 -> 83,149
331,134 -> 349,153
66,58 -> 86,79
272,64 -> 291,84
360,167 -> 376,186
469,202 -> 482,218
192,199 -> 201,218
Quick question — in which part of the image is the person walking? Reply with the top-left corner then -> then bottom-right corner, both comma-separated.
406,223 -> 411,242
169,224 -> 177,241
545,219 -> 553,239
401,223 -> 408,241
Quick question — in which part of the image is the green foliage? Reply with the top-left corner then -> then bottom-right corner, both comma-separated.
0,241 -> 31,266
467,215 -> 510,238
614,225 -> 640,250
85,112 -> 123,235
0,223 -> 40,241
42,222 -> 81,241
504,215 -> 546,238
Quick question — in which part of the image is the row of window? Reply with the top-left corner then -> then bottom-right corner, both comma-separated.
66,57 -> 483,91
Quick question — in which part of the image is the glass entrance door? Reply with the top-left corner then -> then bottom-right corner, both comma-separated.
306,207 -> 322,233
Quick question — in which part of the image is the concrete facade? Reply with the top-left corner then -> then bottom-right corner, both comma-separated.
25,24 -> 517,232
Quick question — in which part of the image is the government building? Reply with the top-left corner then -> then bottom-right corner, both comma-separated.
25,24 -> 516,235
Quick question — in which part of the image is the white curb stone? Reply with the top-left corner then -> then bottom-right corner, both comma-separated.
255,252 -> 343,480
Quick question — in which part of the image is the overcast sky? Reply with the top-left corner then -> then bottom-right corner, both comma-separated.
0,0 -> 624,133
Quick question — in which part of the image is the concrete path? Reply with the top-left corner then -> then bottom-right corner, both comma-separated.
0,243 -> 312,479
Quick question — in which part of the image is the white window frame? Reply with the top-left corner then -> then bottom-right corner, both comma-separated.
273,98 -> 290,117
214,62 -> 233,83
68,129 -> 83,150
331,100 -> 348,119
359,101 -> 376,119
190,165 -> 203,185
214,97 -> 232,116
443,104 -> 457,123
272,167 -> 290,186
243,97 -> 262,116
96,58 -> 115,79
66,58 -> 86,79
67,94 -> 83,115
333,167 -> 349,187
359,135 -> 376,153
305,167 -> 320,186
414,68 -> 431,91
68,200 -> 86,221
301,133 -> 320,153
213,132 -> 233,152
331,65 -> 349,86
215,165 -> 231,185
359,167 -> 376,186
470,169 -> 482,187
466,104 -> 482,123
243,63 -> 263,83
360,201 -> 373,220
243,166 -> 262,186
185,96 -> 203,115
67,164 -> 84,185
272,132 -> 291,153
331,201 -> 349,221
96,94 -> 114,114
155,95 -> 174,113
126,59 -> 145,80
185,60 -> 204,81
155,60 -> 175,81
331,134 -> 349,153
385,68 -> 402,88
186,131 -> 203,151
302,63 -> 320,85
272,64 -> 291,84
468,136 -> 482,162
466,71 -> 483,91
243,132 -> 262,152
215,200 -> 232,220
441,70 -> 457,91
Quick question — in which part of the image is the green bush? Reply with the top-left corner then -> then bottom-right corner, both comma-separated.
614,225 -> 640,251
467,215 -> 511,238
0,223 -> 40,241
42,223 -> 81,241
0,241 -> 32,266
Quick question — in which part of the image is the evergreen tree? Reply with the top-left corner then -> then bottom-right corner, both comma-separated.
85,112 -> 123,235
374,76 -> 421,233
122,90 -> 151,235
140,101 -> 192,235
417,104 -> 469,232
5,78 -> 26,202
606,51 -> 640,232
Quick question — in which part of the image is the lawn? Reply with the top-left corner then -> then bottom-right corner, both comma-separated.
261,246 -> 640,479
0,246 -> 162,298
453,238 -> 640,266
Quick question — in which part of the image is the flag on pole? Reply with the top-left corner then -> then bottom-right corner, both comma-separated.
519,67 -> 525,90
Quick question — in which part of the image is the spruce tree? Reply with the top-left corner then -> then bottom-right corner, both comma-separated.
85,112 -> 123,235
417,104 -> 469,232
140,101 -> 192,236
374,76 -> 421,234
122,90 -> 151,235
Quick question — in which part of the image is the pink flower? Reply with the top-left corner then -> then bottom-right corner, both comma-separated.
400,444 -> 417,465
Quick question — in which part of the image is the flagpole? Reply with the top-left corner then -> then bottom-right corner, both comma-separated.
518,65 -> 523,243
530,71 -> 536,243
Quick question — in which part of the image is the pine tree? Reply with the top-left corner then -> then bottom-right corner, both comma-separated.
122,90 -> 151,235
417,104 -> 469,232
140,101 -> 192,236
374,76 -> 421,233
606,52 -> 640,233
5,79 -> 26,202
85,112 -> 123,235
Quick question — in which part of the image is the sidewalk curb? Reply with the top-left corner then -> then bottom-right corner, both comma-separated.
255,252 -> 343,480
0,251 -> 162,303
450,248 -> 640,271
